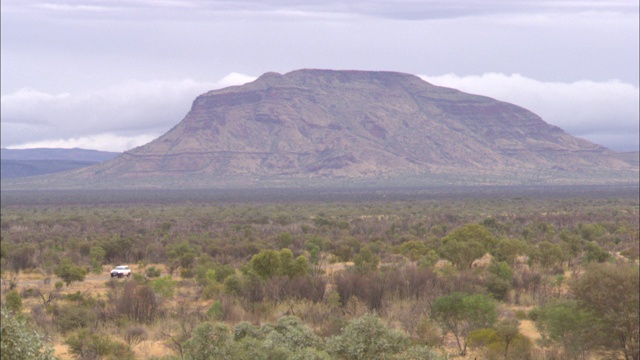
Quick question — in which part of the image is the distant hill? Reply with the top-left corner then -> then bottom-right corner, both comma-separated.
3,70 -> 637,189
1,148 -> 120,179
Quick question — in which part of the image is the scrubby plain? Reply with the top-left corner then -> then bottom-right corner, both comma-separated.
1,186 -> 638,360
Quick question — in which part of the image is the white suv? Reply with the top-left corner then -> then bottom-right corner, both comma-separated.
110,265 -> 132,278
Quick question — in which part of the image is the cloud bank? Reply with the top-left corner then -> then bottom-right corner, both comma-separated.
2,72 -> 638,152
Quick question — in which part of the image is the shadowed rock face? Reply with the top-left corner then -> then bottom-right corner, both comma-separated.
71,69 -> 636,183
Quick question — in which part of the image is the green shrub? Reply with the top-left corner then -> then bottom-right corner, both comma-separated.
55,304 -> 97,333
393,345 -> 445,360
183,322 -> 234,360
233,321 -> 265,341
146,266 -> 162,278
206,300 -> 223,320
151,275 -> 177,299
326,313 -> 410,360
264,316 -> 320,352
467,328 -> 500,349
5,290 -> 22,314
65,329 -> 134,360
1,306 -> 55,360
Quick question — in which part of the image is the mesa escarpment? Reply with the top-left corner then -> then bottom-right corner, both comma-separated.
11,69 -> 637,188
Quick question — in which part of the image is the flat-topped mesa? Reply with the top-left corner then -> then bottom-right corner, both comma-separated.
64,69 -> 634,184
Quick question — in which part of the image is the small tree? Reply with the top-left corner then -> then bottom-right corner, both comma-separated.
495,318 -> 521,359
432,292 -> 497,355
533,301 -> 597,360
571,263 -> 639,360
440,240 -> 485,269
353,246 -> 380,273
54,258 -> 86,286
250,249 -> 281,279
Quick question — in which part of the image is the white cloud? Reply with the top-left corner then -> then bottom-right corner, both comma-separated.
9,133 -> 160,152
420,73 -> 639,152
1,73 -> 256,152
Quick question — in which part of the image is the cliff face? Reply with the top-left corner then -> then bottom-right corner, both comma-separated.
62,69 -> 635,185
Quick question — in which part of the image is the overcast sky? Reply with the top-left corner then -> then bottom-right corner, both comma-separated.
2,0 -> 638,152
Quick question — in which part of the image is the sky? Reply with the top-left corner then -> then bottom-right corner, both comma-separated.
1,0 -> 638,152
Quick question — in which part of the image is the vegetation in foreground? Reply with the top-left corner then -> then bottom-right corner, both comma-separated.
1,190 -> 638,359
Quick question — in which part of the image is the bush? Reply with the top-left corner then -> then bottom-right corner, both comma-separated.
5,290 -> 22,314
54,304 -> 97,333
123,326 -> 147,346
264,316 -> 321,352
1,306 -> 55,360
110,281 -> 160,324
326,313 -> 410,360
150,275 -> 177,299
146,266 -> 162,278
393,345 -> 445,360
183,322 -> 234,360
66,329 -> 134,360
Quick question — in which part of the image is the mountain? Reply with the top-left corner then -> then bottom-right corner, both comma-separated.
1,148 -> 120,179
4,70 -> 637,188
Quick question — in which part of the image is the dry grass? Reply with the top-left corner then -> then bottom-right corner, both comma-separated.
53,343 -> 72,360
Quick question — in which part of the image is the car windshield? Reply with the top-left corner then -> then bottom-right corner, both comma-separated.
115,266 -> 127,270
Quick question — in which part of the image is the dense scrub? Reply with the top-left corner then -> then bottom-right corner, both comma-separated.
1,188 -> 638,359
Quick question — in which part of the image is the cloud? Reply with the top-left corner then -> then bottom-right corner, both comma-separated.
1,73 -> 256,152
420,73 -> 639,151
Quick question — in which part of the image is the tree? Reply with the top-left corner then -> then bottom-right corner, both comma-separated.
559,230 -> 582,267
1,307 -> 56,360
583,241 -> 610,263
440,239 -> 484,269
467,325 -> 531,360
250,249 -> 281,279
353,246 -> 380,272
492,238 -> 527,266
54,258 -> 86,286
442,224 -> 496,250
166,241 -> 198,276
432,292 -> 497,355
249,249 -> 309,280
89,245 -> 106,274
533,301 -> 597,360
571,263 -> 639,360
531,241 -> 563,268
440,223 -> 495,269
495,318 -> 522,360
